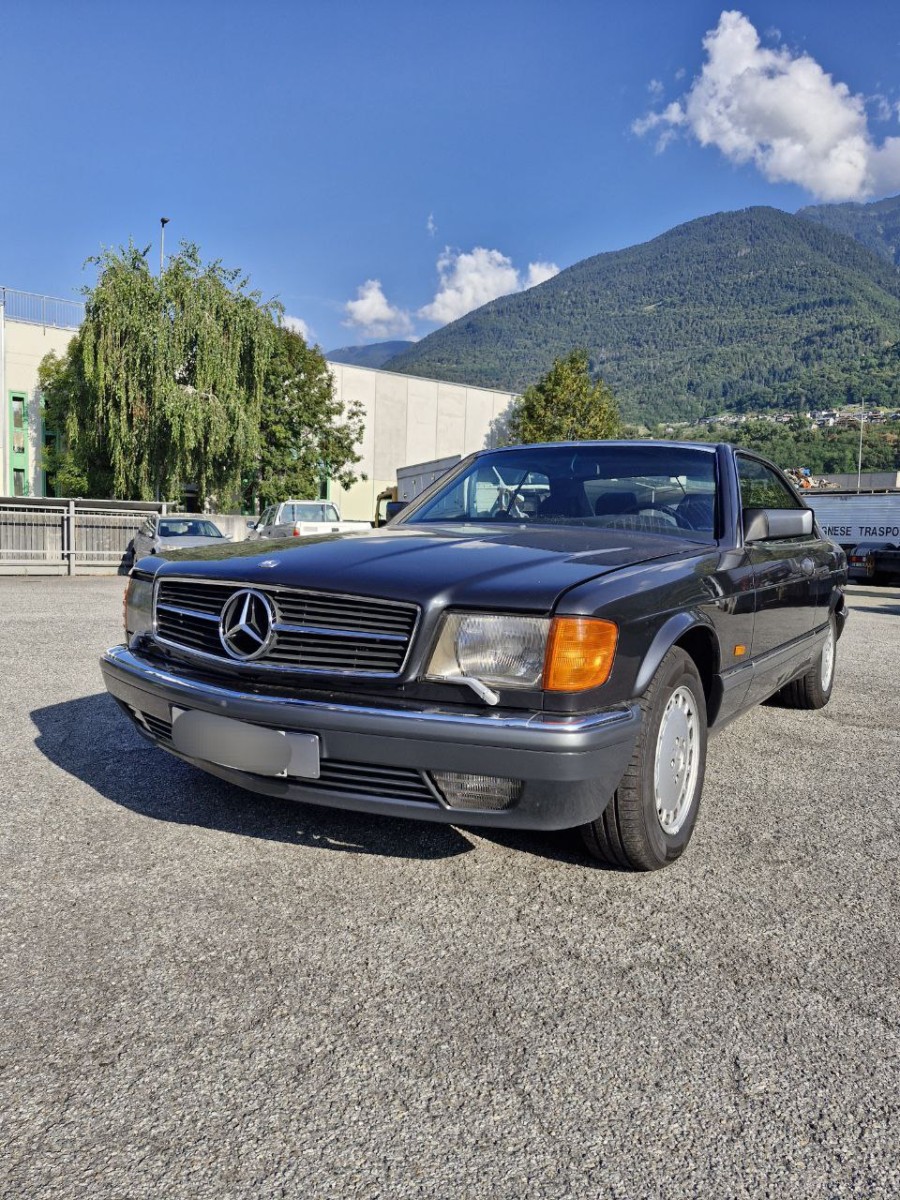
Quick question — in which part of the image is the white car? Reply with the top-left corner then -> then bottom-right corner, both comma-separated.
247,501 -> 370,540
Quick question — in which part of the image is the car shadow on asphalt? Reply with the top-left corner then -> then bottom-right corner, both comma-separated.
30,692 -> 479,861
31,692 -> 600,868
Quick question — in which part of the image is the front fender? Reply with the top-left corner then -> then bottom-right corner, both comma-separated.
632,611 -> 719,697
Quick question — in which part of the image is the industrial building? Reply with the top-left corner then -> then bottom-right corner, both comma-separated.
327,363 -> 516,521
1,287 -> 516,518
0,288 -> 84,497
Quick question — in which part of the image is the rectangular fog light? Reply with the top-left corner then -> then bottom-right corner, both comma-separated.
431,772 -> 523,810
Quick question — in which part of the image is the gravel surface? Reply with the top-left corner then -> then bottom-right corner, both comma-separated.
1,576 -> 898,1199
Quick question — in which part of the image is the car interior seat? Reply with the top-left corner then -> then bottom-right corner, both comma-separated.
539,480 -> 594,519
593,491 -> 638,517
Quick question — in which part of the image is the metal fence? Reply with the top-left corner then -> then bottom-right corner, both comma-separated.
0,499 -> 163,573
0,286 -> 85,330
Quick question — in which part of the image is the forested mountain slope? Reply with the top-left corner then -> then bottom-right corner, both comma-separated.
798,193 -> 900,267
384,206 -> 900,423
326,340 -> 414,368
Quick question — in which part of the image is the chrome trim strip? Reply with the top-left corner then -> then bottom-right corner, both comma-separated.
157,602 -> 220,623
152,574 -> 421,678
272,622 -> 407,643
103,644 -> 636,737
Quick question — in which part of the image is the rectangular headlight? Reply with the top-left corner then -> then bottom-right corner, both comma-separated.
425,612 -> 618,694
125,573 -> 154,639
425,613 -> 548,689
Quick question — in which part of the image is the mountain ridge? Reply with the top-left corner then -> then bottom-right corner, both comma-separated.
383,199 -> 900,423
326,340 -> 414,369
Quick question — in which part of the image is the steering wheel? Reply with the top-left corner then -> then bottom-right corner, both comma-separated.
491,484 -> 531,521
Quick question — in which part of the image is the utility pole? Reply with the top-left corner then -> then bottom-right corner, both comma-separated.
160,216 -> 170,275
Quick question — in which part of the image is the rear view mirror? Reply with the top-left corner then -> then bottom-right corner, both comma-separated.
743,507 -> 813,542
384,501 -> 408,521
246,519 -> 258,530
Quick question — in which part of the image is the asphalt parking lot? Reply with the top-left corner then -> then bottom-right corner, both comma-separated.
1,577 -> 899,1199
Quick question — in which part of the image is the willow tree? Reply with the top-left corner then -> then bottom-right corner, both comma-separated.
41,242 -> 278,503
507,349 -> 620,444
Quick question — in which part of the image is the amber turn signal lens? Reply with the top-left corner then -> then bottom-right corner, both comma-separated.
543,617 -> 618,692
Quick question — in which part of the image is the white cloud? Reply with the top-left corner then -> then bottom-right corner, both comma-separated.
632,101 -> 687,139
426,212 -> 437,237
282,314 -> 312,342
632,10 -> 900,201
343,279 -> 414,339
525,261 -> 561,288
869,94 -> 895,123
419,247 -> 560,325
648,78 -> 664,98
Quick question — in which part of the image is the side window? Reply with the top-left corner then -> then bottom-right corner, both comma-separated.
737,457 -> 802,511
326,505 -> 339,522
261,507 -> 275,526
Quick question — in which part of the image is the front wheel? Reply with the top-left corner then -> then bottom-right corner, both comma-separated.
580,647 -> 707,871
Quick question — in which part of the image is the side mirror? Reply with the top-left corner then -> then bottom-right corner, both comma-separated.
743,507 -> 813,542
246,519 -> 258,530
384,500 -> 408,522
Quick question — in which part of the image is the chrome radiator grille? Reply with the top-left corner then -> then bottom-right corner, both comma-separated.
154,577 -> 418,676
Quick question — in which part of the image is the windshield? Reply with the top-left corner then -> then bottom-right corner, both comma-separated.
285,503 -> 337,522
404,444 -> 718,540
158,519 -> 224,538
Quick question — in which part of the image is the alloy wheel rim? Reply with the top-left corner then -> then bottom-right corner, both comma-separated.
654,686 -> 700,836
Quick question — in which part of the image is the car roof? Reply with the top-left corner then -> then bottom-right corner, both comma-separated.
473,439 -> 721,456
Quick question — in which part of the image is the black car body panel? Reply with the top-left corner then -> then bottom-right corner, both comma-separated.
101,441 -> 848,833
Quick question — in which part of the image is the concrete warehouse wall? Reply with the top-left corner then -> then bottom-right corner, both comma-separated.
327,362 -> 517,522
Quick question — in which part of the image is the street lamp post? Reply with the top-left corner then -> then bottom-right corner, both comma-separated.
857,410 -> 865,494
159,216 -> 170,276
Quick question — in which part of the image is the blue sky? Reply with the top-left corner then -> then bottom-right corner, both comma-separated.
2,1 -> 899,351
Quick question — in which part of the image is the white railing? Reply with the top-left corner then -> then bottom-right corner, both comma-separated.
0,287 -> 85,330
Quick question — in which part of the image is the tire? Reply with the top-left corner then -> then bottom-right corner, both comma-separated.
774,613 -> 836,710
580,647 -> 707,871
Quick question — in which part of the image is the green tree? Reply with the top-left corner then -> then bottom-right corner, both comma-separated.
40,242 -> 278,503
39,349 -> 93,496
251,326 -> 365,510
508,349 -> 620,443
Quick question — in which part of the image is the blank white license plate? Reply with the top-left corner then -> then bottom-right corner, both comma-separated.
170,707 -> 320,778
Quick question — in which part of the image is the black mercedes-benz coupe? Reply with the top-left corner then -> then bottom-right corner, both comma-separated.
101,441 -> 847,870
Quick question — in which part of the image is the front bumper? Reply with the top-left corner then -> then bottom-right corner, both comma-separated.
100,645 -> 641,831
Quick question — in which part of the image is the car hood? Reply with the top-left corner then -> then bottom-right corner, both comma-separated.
156,535 -> 231,550
146,524 -> 706,612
